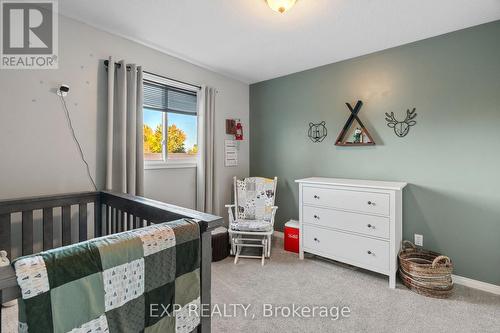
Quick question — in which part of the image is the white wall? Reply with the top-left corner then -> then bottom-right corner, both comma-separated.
0,15 -> 249,221
144,167 -> 197,209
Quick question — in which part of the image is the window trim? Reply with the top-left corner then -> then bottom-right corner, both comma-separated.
144,160 -> 198,170
143,73 -> 200,169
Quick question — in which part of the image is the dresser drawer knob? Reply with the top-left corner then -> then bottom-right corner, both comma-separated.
314,237 -> 320,243
367,250 -> 373,255
314,195 -> 320,199
367,201 -> 374,205
367,224 -> 375,229
313,214 -> 320,219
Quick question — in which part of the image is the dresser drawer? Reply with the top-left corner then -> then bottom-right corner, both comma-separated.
303,225 -> 389,272
303,205 -> 390,239
303,186 -> 390,216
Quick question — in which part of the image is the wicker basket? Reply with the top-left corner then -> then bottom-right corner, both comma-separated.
398,240 -> 454,298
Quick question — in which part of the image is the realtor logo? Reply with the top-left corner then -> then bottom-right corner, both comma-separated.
1,0 -> 58,69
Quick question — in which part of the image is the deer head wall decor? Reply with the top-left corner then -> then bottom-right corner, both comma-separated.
385,108 -> 417,137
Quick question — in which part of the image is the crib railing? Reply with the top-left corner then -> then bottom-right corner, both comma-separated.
101,191 -> 183,232
0,191 -> 222,333
0,191 -> 100,260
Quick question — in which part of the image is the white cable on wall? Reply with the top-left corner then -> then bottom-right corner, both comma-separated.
58,94 -> 98,191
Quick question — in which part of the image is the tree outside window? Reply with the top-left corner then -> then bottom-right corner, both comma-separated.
143,109 -> 198,162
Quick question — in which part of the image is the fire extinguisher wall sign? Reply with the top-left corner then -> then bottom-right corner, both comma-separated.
235,120 -> 243,140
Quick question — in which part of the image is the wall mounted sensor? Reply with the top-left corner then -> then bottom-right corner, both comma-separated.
57,84 -> 70,97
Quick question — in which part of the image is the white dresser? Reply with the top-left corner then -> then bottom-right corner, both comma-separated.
295,177 -> 407,288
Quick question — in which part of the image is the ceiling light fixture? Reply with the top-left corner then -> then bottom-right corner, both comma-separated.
266,0 -> 297,14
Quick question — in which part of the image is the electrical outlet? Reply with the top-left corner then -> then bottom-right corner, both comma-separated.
414,234 -> 423,246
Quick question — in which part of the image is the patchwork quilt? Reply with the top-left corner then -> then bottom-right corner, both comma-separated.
13,219 -> 201,333
231,177 -> 276,232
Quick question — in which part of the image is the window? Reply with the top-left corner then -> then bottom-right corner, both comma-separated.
143,74 -> 199,166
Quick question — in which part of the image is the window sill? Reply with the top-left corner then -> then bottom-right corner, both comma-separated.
145,162 -> 197,170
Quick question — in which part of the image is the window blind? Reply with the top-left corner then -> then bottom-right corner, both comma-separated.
143,81 -> 197,115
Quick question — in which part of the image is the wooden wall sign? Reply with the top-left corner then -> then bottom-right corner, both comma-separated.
335,101 -> 376,146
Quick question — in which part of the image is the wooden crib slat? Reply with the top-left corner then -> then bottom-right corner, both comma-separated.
94,200 -> 102,238
114,210 -> 118,233
22,210 -> 33,255
108,205 -> 113,235
43,208 -> 53,251
116,209 -> 120,233
118,210 -> 122,232
0,213 -> 11,260
128,213 -> 134,230
132,215 -> 139,229
112,208 -> 117,234
109,208 -> 113,234
116,209 -> 121,233
116,210 -> 121,232
79,203 -> 87,242
105,205 -> 110,236
120,211 -> 126,232
62,205 -> 71,245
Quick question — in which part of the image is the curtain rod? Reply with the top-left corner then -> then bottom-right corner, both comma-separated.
103,60 -> 201,90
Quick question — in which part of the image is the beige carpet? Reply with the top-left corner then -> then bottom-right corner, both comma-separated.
212,236 -> 500,333
1,301 -> 17,333
3,237 -> 499,333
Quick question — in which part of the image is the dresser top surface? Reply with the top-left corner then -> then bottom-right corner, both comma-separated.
295,177 -> 407,191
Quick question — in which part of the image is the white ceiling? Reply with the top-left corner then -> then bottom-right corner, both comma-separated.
59,0 -> 500,84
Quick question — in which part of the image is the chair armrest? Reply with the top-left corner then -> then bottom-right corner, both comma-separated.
270,206 -> 278,228
225,204 -> 236,223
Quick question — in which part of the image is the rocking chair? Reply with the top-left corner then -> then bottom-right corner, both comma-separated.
226,176 -> 278,265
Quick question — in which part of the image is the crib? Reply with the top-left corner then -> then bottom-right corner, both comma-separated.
0,191 -> 222,333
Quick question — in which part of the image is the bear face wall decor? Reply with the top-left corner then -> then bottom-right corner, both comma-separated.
308,121 -> 328,143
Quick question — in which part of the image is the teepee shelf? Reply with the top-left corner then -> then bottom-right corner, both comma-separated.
335,100 -> 376,146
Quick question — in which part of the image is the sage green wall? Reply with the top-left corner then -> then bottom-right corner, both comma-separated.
250,21 -> 500,284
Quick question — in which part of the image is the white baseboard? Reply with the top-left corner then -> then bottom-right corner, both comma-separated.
273,231 -> 284,239
452,275 -> 500,295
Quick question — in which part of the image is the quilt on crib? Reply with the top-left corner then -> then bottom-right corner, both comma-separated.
13,219 -> 200,333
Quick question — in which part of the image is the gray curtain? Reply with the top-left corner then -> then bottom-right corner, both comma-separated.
196,86 -> 216,213
105,58 -> 144,195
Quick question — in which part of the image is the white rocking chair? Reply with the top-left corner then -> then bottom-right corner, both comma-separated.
226,176 -> 278,266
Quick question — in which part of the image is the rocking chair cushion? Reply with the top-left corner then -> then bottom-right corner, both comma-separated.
236,177 -> 276,221
230,219 -> 273,232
